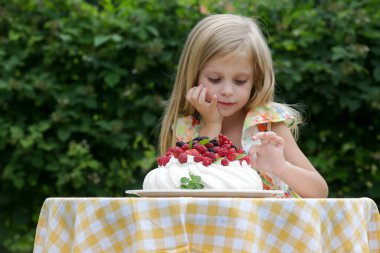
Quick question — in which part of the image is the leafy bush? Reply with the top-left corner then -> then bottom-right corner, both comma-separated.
0,0 -> 379,251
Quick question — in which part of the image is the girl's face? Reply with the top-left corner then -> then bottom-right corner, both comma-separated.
198,53 -> 254,118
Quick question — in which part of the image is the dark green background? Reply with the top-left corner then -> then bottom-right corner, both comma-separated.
0,0 -> 379,251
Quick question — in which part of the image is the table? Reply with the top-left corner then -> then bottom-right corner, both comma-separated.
33,197 -> 380,252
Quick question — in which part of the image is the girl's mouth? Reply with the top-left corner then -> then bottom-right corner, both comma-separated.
218,102 -> 235,106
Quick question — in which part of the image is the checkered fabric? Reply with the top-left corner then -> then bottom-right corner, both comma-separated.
34,197 -> 380,253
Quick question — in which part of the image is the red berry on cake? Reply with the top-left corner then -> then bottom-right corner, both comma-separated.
221,158 -> 229,166
173,147 -> 183,158
194,144 -> 207,154
185,148 -> 200,156
237,148 -> 245,154
201,157 -> 212,166
202,151 -> 216,162
178,153 -> 188,164
181,143 -> 189,151
205,143 -> 214,149
194,155 -> 203,163
227,152 -> 236,161
239,156 -> 251,165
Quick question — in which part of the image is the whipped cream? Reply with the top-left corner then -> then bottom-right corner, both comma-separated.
143,156 -> 263,190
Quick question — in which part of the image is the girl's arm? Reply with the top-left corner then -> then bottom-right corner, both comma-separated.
250,122 -> 329,198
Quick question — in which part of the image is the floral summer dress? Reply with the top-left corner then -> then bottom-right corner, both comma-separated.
174,104 -> 300,198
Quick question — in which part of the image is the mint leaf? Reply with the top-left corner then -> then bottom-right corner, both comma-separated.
236,154 -> 246,160
199,139 -> 210,145
180,173 -> 204,189
180,177 -> 189,183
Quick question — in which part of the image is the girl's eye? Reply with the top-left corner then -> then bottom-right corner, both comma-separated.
208,77 -> 221,83
235,80 -> 247,85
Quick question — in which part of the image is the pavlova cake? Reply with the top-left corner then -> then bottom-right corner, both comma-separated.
143,134 -> 263,190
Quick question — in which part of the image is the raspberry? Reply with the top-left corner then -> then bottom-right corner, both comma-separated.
181,143 -> 189,151
202,151 -> 216,162
221,158 -> 229,166
237,148 -> 245,154
201,157 -> 212,166
226,152 -> 236,161
157,157 -> 164,166
194,155 -> 203,163
173,147 -> 183,158
178,153 -> 188,164
162,156 -> 170,166
195,144 -> 207,154
158,156 -> 170,166
219,147 -> 229,157
205,143 -> 214,149
239,156 -> 251,165
213,146 -> 221,153
165,151 -> 173,157
223,144 -> 232,149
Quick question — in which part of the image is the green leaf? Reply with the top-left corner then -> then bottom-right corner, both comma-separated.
104,72 -> 121,87
94,35 -> 110,47
236,154 -> 246,160
199,139 -> 210,145
180,177 -> 189,183
190,174 -> 201,182
57,128 -> 71,142
10,126 -> 24,140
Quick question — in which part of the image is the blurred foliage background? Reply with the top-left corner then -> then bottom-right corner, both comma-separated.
0,0 -> 379,251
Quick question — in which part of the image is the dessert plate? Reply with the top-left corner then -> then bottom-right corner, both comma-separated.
125,189 -> 283,198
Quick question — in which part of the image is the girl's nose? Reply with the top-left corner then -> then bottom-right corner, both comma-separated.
220,82 -> 234,96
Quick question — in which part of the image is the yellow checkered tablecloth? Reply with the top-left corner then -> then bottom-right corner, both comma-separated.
33,197 -> 380,253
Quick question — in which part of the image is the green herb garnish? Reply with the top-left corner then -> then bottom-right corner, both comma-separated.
180,173 -> 204,189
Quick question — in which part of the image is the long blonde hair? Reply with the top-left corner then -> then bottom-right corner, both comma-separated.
159,14 -> 301,155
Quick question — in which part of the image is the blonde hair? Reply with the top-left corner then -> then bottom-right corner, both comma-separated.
159,14 -> 301,155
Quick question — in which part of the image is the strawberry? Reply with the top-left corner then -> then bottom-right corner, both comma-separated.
178,153 -> 188,164
185,148 -> 200,156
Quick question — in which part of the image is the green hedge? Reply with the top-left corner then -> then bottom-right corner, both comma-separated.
0,0 -> 379,251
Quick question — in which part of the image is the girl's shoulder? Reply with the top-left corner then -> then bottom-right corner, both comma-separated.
244,103 -> 296,129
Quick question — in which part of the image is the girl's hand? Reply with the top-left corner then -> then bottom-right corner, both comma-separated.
186,84 -> 223,124
248,131 -> 287,175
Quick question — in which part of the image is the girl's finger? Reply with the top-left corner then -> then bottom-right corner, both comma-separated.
186,87 -> 195,101
198,87 -> 207,104
190,85 -> 203,102
211,95 -> 218,106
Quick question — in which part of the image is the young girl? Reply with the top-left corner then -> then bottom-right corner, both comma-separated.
159,14 -> 328,198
